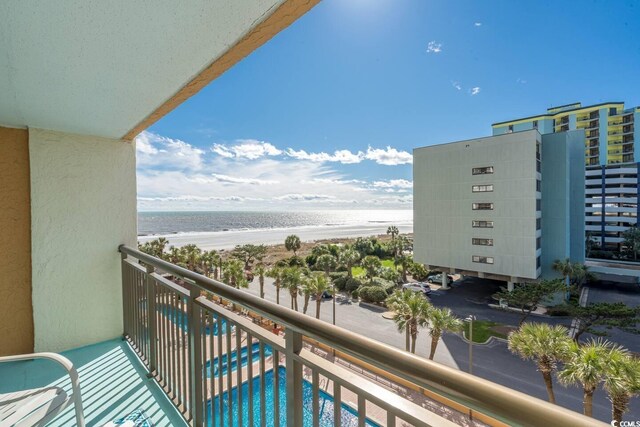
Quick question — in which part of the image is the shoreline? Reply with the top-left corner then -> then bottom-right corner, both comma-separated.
138,222 -> 413,251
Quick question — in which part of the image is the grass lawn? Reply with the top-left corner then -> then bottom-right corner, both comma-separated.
463,320 -> 510,343
352,259 -> 397,278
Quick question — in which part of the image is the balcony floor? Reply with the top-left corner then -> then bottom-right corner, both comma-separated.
0,339 -> 187,427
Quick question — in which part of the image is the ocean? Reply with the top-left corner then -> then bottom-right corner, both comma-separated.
137,210 -> 413,250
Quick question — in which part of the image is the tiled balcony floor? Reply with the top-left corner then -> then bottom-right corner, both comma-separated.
0,339 -> 187,427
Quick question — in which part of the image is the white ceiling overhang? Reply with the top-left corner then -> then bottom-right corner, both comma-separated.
0,1 -> 314,139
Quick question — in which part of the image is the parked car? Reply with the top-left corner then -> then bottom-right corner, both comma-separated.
427,273 -> 454,284
402,282 -> 432,296
321,290 -> 333,299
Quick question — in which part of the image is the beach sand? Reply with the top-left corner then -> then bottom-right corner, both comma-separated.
138,222 -> 413,251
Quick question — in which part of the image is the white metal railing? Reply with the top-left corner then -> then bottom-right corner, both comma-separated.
119,245 -> 604,427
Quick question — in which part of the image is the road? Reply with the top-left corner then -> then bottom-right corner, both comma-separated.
431,277 -> 640,422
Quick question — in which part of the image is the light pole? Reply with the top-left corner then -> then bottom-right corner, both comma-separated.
464,315 -> 476,374
332,283 -> 336,325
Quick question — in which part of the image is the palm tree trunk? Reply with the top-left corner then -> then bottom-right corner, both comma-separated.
347,264 -> 353,279
583,387 -> 594,417
316,298 -> 321,319
429,333 -> 440,360
541,369 -> 556,404
259,279 -> 264,299
276,286 -> 280,305
405,327 -> 410,352
410,334 -> 417,354
612,394 -> 629,423
290,294 -> 295,310
303,295 -> 310,314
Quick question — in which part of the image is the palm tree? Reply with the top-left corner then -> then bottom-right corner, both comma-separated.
282,266 -> 304,311
603,346 -> 640,423
167,246 -> 184,266
315,254 -> 337,275
222,259 -> 248,289
387,225 -> 399,257
339,248 -> 360,279
255,263 -> 266,299
182,244 -> 202,271
361,255 -> 382,282
266,266 -> 284,305
306,272 -> 332,319
558,339 -> 613,417
508,323 -> 572,404
394,254 -> 412,283
386,290 -> 430,354
285,234 -> 301,256
552,258 -> 573,284
426,307 -> 462,360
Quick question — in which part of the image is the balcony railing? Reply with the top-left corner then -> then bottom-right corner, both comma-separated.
119,245 -> 602,427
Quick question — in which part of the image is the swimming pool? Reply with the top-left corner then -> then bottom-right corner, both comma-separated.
207,367 -> 380,427
156,304 -> 228,335
205,343 -> 273,377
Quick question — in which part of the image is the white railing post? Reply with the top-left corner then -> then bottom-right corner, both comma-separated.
120,252 -> 128,338
145,264 -> 156,373
285,329 -> 303,425
189,286 -> 204,425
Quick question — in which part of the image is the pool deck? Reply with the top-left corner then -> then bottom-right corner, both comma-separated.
0,339 -> 187,427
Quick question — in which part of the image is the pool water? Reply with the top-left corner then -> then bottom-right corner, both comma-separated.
156,304 -> 229,335
207,367 -> 380,427
205,343 -> 273,377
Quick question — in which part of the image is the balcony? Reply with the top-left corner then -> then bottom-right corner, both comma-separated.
2,246 -> 598,426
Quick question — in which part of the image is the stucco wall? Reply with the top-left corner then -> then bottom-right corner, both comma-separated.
29,129 -> 136,352
0,126 -> 34,356
414,131 -> 539,279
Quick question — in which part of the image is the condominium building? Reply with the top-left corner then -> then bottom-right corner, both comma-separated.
492,101 -> 640,256
491,101 -> 639,166
413,130 -> 585,285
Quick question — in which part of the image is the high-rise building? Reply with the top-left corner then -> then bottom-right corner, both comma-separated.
492,102 -> 639,255
413,130 -> 584,286
491,102 -> 639,166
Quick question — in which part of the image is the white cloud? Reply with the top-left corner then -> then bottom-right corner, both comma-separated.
210,174 -> 279,185
474,22 -> 482,27
285,148 -> 364,164
372,179 -> 413,189
470,87 -> 481,96
211,140 -> 282,160
516,78 -> 527,84
426,41 -> 442,53
274,194 -> 335,201
451,81 -> 462,91
136,131 -> 204,170
365,146 -> 413,165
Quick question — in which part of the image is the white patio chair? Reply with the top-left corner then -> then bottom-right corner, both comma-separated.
0,352 -> 85,427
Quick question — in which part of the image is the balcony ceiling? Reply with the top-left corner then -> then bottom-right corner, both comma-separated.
0,1 -> 309,139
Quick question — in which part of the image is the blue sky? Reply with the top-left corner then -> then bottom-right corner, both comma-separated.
137,0 -> 640,211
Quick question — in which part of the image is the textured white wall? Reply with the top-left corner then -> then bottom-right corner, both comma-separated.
29,129 -> 136,352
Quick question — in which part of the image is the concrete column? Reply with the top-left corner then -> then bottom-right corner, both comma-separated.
507,281 -> 515,292
441,273 -> 449,290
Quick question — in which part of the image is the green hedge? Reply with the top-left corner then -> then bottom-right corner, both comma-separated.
358,286 -> 388,303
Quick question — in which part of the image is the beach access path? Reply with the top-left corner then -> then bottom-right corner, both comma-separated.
138,223 -> 413,251
243,277 -> 459,369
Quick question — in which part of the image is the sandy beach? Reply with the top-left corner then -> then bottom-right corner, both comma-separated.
138,222 -> 413,250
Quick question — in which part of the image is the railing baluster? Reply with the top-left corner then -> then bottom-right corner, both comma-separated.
202,310 -> 208,427
259,341 -> 266,427
273,348 -> 280,427
285,329 -> 303,426
182,296 -> 188,413
312,370 -> 320,427
189,286 -> 204,426
358,395 -> 366,427
209,313 -> 215,425
236,327 -> 243,427
216,313 -> 224,425
333,381 -> 341,426
146,265 -> 156,373
226,320 -> 233,425
387,411 -> 396,427
247,333 -> 254,427
184,291 -> 191,420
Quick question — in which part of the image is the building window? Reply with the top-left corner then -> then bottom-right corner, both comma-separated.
537,237 -> 541,249
532,120 -> 538,129
536,199 -> 541,211
472,220 -> 494,228
536,256 -> 541,269
472,238 -> 494,246
536,180 -> 541,192
537,159 -> 541,172
472,203 -> 494,210
472,166 -> 494,175
609,107 -> 617,116
536,218 -> 541,230
536,142 -> 541,160
472,255 -> 494,264
472,184 -> 494,192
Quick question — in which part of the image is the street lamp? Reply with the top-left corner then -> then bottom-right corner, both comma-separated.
464,315 -> 476,374
332,283 -> 336,325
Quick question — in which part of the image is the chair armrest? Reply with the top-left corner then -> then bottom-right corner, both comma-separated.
0,352 -> 85,426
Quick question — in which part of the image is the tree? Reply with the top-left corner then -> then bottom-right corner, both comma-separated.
426,307 -> 462,360
603,346 -> 640,423
567,302 -> 639,342
255,263 -> 266,299
622,226 -> 640,261
222,259 -> 248,289
552,259 -> 595,291
139,237 -> 168,258
304,272 -> 332,319
182,244 -> 202,271
339,248 -> 360,279
493,280 -> 564,325
315,254 -> 337,275
394,254 -> 412,283
387,225 -> 399,241
282,266 -> 304,311
408,262 -> 429,281
508,323 -> 572,404
199,250 -> 218,278
361,256 -> 382,282
353,237 -> 375,258
231,244 -> 267,271
386,290 -> 430,353
558,339 -> 613,417
285,235 -> 301,256
211,251 -> 222,280
266,266 -> 284,305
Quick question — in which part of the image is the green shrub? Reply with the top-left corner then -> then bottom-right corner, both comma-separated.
345,277 -> 364,292
351,289 -> 359,299
369,277 -> 396,294
409,262 -> 429,281
546,305 -> 573,316
358,286 -> 388,303
333,276 -> 348,291
287,256 -> 306,267
328,271 -> 347,280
